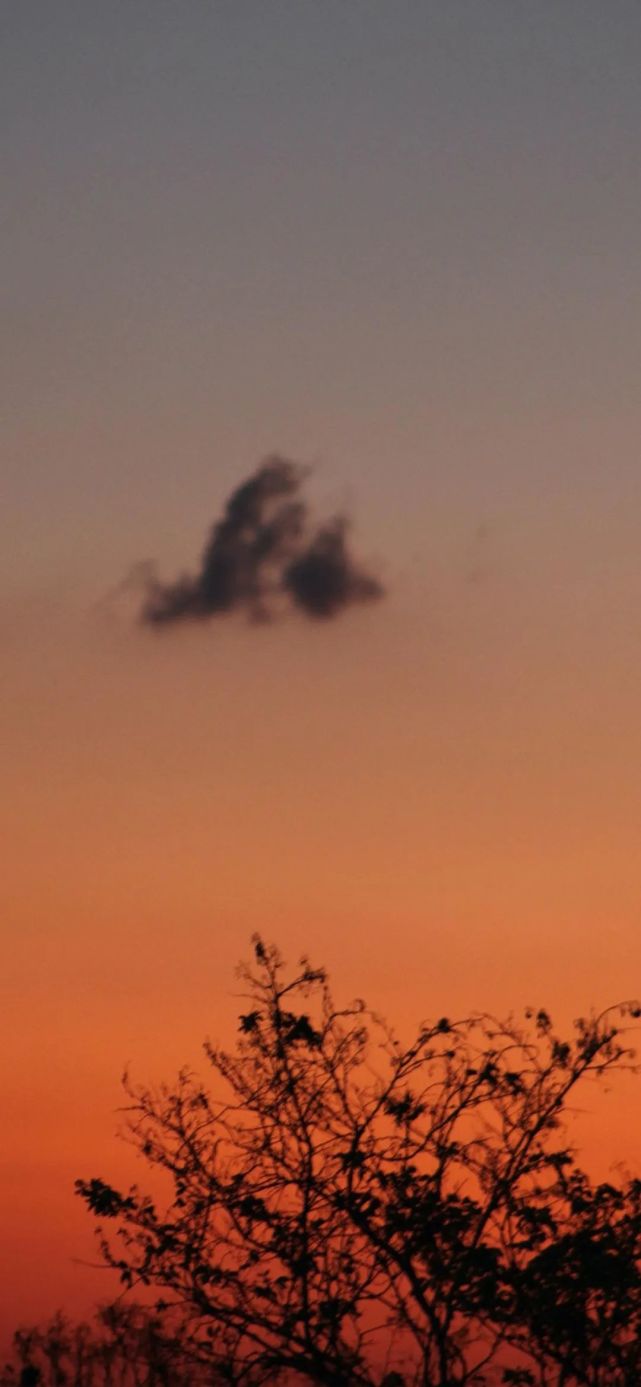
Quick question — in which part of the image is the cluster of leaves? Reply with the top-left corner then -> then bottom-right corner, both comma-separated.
71,938 -> 640,1385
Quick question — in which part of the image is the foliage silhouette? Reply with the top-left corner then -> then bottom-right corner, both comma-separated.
74,938 -> 641,1385
0,1303 -> 218,1386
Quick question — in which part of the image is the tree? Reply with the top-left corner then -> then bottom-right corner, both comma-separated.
507,1172 -> 641,1385
0,1303 -> 214,1387
76,938 -> 641,1386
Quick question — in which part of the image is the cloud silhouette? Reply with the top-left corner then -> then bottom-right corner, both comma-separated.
141,456 -> 384,630
284,518 -> 383,618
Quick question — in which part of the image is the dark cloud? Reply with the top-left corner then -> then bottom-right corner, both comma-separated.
284,518 -> 383,618
140,456 -> 384,630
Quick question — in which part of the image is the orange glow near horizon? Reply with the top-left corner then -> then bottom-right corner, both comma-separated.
4,593 -> 641,1340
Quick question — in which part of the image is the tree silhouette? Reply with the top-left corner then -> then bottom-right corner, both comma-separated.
74,938 -> 641,1385
0,1303 -> 216,1387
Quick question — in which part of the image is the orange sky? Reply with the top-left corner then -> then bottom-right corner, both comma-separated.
4,573 -> 641,1337
3,0 -> 641,1347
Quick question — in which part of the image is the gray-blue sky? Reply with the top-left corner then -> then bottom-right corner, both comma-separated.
3,1 -> 641,592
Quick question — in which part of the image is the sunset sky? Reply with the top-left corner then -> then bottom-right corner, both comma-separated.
3,0 -> 641,1343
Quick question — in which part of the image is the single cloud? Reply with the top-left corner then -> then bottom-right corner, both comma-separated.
140,456 -> 384,630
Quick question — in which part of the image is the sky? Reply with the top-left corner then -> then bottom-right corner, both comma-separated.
3,0 -> 641,1342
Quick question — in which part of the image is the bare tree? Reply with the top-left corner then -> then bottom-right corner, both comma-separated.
75,938 -> 641,1386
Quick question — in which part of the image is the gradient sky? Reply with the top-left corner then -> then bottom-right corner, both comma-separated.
3,0 -> 641,1343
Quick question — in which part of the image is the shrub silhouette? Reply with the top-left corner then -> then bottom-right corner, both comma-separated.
72,938 -> 640,1385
